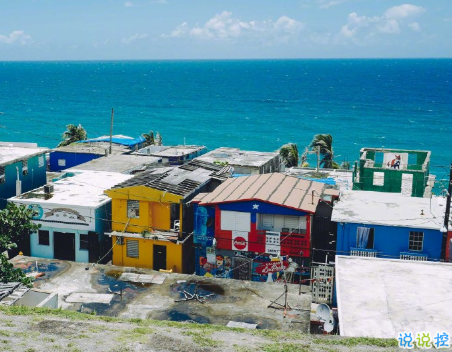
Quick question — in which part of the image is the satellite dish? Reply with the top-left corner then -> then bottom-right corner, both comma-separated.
316,304 -> 331,321
324,319 -> 336,333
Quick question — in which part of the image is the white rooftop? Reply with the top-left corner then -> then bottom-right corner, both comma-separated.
336,256 -> 452,338
10,171 -> 132,207
331,190 -> 443,230
135,145 -> 206,157
195,147 -> 279,167
0,143 -> 49,167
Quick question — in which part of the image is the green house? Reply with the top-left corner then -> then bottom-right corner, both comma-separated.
352,148 -> 434,198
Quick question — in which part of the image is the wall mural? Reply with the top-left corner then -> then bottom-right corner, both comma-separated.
28,204 -> 89,225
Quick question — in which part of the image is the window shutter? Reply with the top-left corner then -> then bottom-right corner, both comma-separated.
235,212 -> 250,232
284,216 -> 299,230
221,211 -> 236,231
262,214 -> 274,230
126,240 -> 139,258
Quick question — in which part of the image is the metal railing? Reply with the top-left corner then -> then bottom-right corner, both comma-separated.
400,252 -> 428,261
350,247 -> 378,257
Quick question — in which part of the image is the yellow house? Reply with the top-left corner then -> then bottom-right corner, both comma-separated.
105,160 -> 232,273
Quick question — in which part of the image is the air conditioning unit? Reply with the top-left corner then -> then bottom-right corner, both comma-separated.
44,184 -> 54,194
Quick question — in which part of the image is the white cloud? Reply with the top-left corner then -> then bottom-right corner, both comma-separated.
317,0 -> 351,10
121,33 -> 148,44
338,4 -> 425,41
408,21 -> 421,32
0,30 -> 31,45
163,11 -> 304,43
124,1 -> 135,7
384,4 -> 425,19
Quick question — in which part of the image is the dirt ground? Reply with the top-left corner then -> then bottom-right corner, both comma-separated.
0,306 -> 399,352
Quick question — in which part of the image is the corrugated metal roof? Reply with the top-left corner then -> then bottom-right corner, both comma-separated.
197,173 -> 327,213
110,160 -> 233,197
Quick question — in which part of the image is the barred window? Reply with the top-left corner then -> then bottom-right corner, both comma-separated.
126,239 -> 139,258
22,160 -> 28,175
127,200 -> 140,218
0,166 -> 5,184
409,231 -> 424,251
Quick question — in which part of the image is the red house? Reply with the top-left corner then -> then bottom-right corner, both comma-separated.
192,173 -> 328,282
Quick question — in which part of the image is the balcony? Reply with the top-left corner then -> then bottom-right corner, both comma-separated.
400,252 -> 428,261
350,247 -> 378,258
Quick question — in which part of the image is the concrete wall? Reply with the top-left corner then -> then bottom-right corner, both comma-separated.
0,154 -> 47,209
336,222 -> 442,260
15,290 -> 58,309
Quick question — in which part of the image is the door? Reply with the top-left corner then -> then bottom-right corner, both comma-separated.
233,257 -> 251,280
54,232 -> 76,261
153,245 -> 167,271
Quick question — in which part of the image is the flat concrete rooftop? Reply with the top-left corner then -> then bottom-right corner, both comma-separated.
0,143 -> 49,167
336,255 -> 452,338
68,154 -> 162,174
195,147 -> 279,168
11,256 -> 311,332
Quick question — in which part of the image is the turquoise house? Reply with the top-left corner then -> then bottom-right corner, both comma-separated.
0,143 -> 48,209
9,171 -> 132,263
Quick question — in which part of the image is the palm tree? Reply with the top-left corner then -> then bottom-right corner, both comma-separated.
57,124 -> 87,147
279,143 -> 299,168
309,134 -> 335,169
142,130 -> 155,147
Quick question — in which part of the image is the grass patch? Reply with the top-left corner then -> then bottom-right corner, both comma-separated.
313,336 -> 398,348
260,343 -> 310,352
183,331 -> 223,348
0,330 -> 11,337
115,327 -> 153,344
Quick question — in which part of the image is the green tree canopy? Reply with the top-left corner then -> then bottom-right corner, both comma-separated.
279,143 -> 299,168
0,203 -> 40,286
57,124 -> 87,147
309,134 -> 335,169
142,130 -> 155,147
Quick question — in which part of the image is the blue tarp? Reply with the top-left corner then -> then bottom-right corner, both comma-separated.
80,136 -> 145,147
299,177 -> 337,185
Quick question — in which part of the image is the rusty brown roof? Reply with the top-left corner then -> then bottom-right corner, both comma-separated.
196,173 -> 327,213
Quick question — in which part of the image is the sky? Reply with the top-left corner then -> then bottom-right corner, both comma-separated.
0,0 -> 451,60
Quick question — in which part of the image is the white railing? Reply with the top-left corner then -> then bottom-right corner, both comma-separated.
350,248 -> 378,257
400,252 -> 428,261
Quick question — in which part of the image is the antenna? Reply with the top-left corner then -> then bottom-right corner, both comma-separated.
316,303 -> 331,321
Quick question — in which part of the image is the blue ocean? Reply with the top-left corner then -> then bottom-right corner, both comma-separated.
0,59 -> 451,182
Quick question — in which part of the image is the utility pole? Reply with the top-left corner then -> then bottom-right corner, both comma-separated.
109,108 -> 114,155
316,146 -> 320,174
444,163 -> 452,231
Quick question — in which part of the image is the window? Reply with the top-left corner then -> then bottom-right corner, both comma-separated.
38,230 -> 50,246
22,160 -> 28,175
356,227 -> 375,249
0,166 -> 5,184
127,200 -> 140,218
126,239 -> 139,258
58,159 -> 66,167
38,155 -> 45,168
409,231 -> 424,251
221,211 -> 250,232
373,172 -> 384,186
261,214 -> 274,231
80,234 -> 89,251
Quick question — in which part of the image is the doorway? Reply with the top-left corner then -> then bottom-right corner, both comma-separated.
54,232 -> 75,261
153,245 -> 167,271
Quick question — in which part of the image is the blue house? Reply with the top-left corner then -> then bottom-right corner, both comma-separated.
332,190 -> 444,261
49,142 -> 131,172
9,171 -> 132,263
192,173 -> 329,283
0,142 -> 49,209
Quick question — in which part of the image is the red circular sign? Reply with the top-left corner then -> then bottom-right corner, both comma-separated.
233,237 -> 247,250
